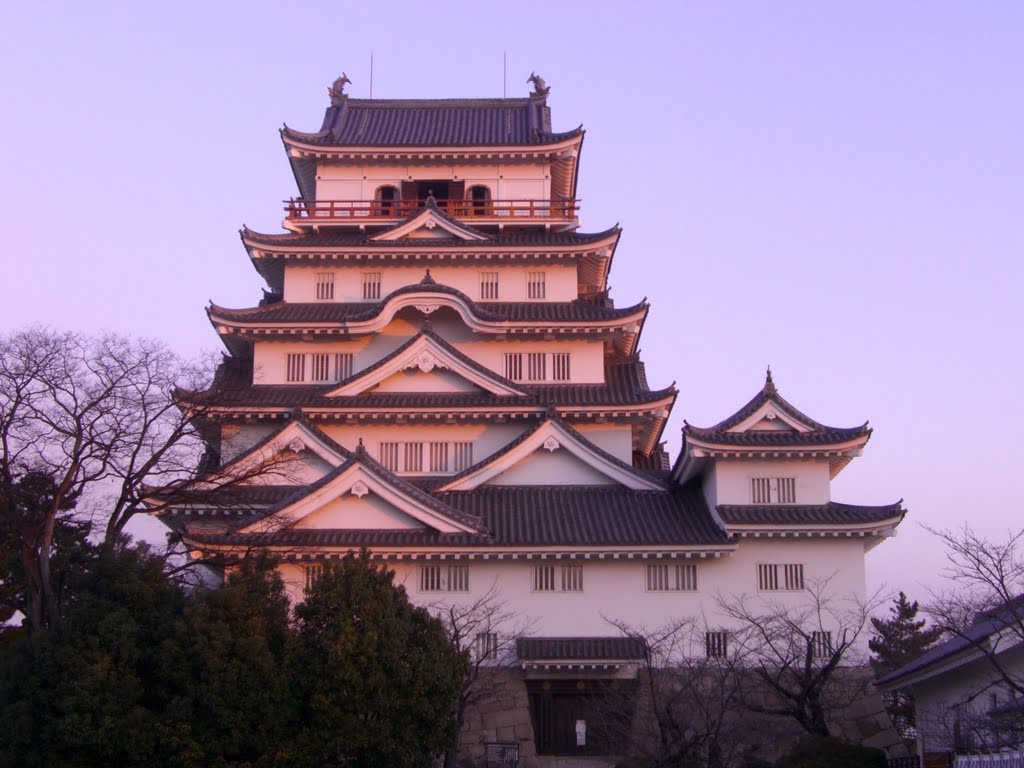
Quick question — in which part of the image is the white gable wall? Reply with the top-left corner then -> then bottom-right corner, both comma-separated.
292,493 -> 428,530
484,448 -> 619,486
712,459 -> 832,505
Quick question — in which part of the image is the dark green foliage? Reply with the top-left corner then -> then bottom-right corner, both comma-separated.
774,735 -> 888,768
277,551 -> 468,768
869,592 -> 942,737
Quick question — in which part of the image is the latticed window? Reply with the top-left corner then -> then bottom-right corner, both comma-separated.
504,353 -> 523,381
757,563 -> 804,591
551,353 -> 571,381
286,354 -> 305,382
404,442 -> 424,473
420,563 -> 469,592
310,353 -> 330,382
527,353 -> 546,382
810,631 -> 833,659
362,272 -> 382,300
333,353 -> 353,381
303,565 -> 324,591
429,442 -> 449,472
705,631 -> 729,659
378,442 -> 400,471
750,477 -> 796,504
533,563 -> 583,592
453,442 -> 474,472
474,632 -> 498,661
479,272 -> 499,300
645,563 -> 698,592
314,272 -> 335,300
527,271 -> 546,299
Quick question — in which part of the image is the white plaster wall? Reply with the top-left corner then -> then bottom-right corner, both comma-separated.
293,494 -> 427,530
713,459 -> 832,505
320,423 -> 525,468
282,263 -> 580,303
372,368 -> 479,393
220,423 -> 277,463
315,162 -> 551,202
484,449 -> 618,486
574,423 -> 633,463
275,537 -> 870,640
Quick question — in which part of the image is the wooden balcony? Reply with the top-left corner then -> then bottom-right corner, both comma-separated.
283,198 -> 581,226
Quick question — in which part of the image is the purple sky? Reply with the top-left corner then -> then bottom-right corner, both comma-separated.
3,2 -> 1022,600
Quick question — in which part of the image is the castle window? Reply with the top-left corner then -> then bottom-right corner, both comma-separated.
310,353 -> 330,382
504,353 -> 523,381
378,442 -> 400,471
468,185 -> 491,216
750,477 -> 796,504
527,271 -> 546,299
420,563 -> 469,592
527,353 -> 546,381
646,563 -> 698,592
551,353 -> 571,381
758,563 -> 804,592
479,272 -> 499,300
429,442 -> 449,472
533,563 -> 583,592
314,272 -> 335,300
286,354 -> 306,382
810,631 -> 833,659
303,565 -> 324,592
375,185 -> 399,216
705,631 -> 729,659
474,632 -> 498,661
362,272 -> 382,300
404,442 -> 424,473
453,442 -> 474,472
333,353 -> 353,381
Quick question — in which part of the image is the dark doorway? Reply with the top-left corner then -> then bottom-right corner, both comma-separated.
526,679 -> 636,756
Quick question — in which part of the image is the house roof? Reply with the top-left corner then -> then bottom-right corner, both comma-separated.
282,97 -> 581,148
517,636 -> 647,662
877,595 -> 1024,689
717,502 -> 905,526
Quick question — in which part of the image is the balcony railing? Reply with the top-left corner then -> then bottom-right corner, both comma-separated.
284,198 -> 580,222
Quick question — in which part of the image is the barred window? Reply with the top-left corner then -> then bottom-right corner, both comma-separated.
480,272 -> 499,300
286,353 -> 305,382
404,442 -> 424,473
533,564 -> 556,592
551,353 -> 571,381
378,442 -> 400,471
533,563 -> 583,592
758,563 -> 804,591
332,353 -> 353,381
561,563 -> 583,592
811,631 -> 833,659
303,565 -> 324,592
645,563 -> 698,592
311,353 -> 331,382
420,563 -> 469,592
504,353 -> 523,381
751,477 -> 797,504
429,442 -> 449,472
527,271 -> 546,299
527,352 -> 546,382
453,442 -> 474,472
314,272 -> 335,300
474,632 -> 498,661
705,631 -> 729,659
362,272 -> 382,300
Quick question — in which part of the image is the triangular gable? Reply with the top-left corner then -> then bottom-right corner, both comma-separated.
727,399 -> 814,434
326,330 -> 527,397
197,418 -> 350,488
370,203 -> 490,242
240,454 -> 483,535
439,418 -> 666,492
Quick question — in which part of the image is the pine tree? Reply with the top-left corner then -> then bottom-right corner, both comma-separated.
869,592 -> 943,739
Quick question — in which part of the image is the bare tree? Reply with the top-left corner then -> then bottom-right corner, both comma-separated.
717,577 -> 883,738
0,327 -> 216,632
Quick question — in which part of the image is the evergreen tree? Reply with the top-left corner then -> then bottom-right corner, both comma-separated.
869,592 -> 943,739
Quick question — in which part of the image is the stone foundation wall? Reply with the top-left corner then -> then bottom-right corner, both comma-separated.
455,667 -> 538,768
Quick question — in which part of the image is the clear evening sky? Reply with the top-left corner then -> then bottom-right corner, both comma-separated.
2,2 -> 1021,601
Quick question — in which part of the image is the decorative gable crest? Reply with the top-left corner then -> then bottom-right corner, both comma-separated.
369,201 -> 491,242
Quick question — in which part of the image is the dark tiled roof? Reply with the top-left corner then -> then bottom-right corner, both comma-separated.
683,371 -> 870,444
717,502 -> 905,526
183,484 -> 730,549
877,595 -> 1024,688
283,97 -> 581,147
242,226 -> 619,250
208,286 -> 645,326
517,636 -> 647,662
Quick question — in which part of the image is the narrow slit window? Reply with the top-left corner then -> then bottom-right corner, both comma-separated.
453,442 -> 474,472
527,271 -> 546,299
286,354 -> 305,382
551,353 -> 571,381
314,272 -> 335,300
362,272 -> 382,300
504,353 -> 523,381
333,353 -> 353,381
480,272 -> 499,300
310,353 -> 330,382
527,353 -> 546,382
404,442 -> 424,473
429,442 -> 449,472
378,442 -> 400,472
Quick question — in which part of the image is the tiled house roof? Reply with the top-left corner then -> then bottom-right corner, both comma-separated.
717,502 -> 905,526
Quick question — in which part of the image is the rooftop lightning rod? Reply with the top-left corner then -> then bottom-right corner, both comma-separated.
503,50 -> 507,98
370,51 -> 374,98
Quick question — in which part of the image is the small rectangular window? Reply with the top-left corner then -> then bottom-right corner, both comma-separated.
362,272 -> 382,300
533,563 -> 582,592
504,353 -> 523,381
705,631 -> 729,659
304,565 -> 324,592
758,563 -> 804,591
378,442 -> 400,472
646,563 -> 697,592
751,477 -> 797,504
453,442 -> 474,472
420,563 -> 469,592
527,352 -> 546,382
480,272 -> 499,300
551,353 -> 571,381
404,442 -> 424,473
310,353 -> 330,382
561,563 -> 583,592
333,353 -> 353,381
429,442 -> 449,473
474,632 -> 498,661
314,272 -> 335,300
810,631 -> 833,659
527,272 -> 546,299
286,353 -> 305,382
533,564 -> 556,592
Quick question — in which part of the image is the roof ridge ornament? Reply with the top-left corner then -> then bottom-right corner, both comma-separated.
328,74 -> 351,106
420,269 -> 436,285
764,366 -> 777,396
528,72 -> 550,98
